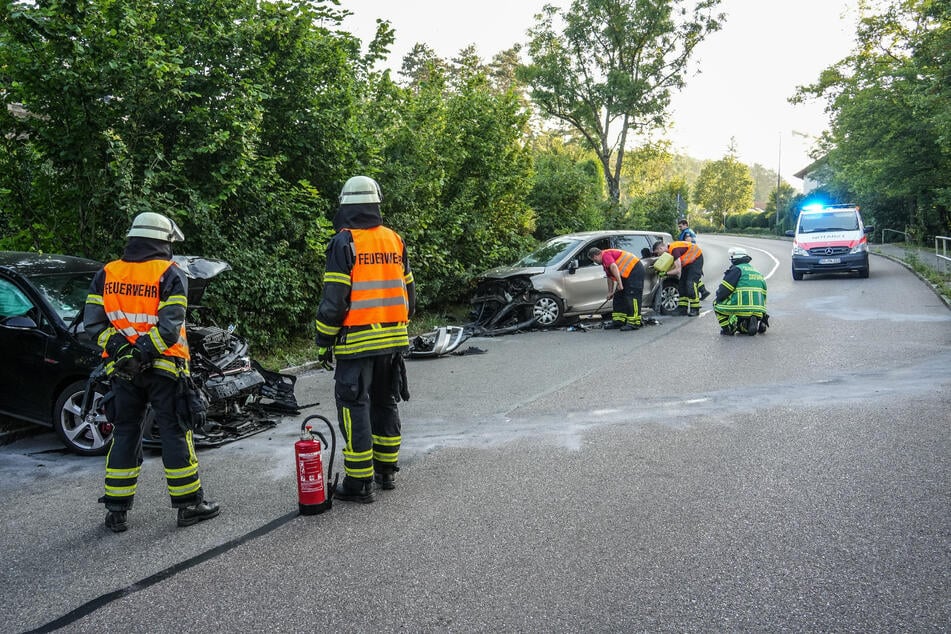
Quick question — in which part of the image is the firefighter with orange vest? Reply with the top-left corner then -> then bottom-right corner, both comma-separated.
653,239 -> 706,316
84,212 -> 219,532
587,247 -> 645,331
315,176 -> 415,503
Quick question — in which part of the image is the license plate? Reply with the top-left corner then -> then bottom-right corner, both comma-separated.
819,257 -> 841,264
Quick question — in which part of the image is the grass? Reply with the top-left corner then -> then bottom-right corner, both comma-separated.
256,303 -> 471,371
903,251 -> 951,300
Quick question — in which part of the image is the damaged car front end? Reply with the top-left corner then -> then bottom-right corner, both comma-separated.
469,230 -> 676,333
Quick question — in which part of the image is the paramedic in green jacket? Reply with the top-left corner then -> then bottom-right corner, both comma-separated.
713,247 -> 769,336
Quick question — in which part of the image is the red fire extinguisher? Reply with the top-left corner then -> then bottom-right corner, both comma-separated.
295,414 -> 338,515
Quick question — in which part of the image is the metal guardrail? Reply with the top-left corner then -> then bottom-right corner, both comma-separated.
936,235 -> 951,264
881,228 -> 910,244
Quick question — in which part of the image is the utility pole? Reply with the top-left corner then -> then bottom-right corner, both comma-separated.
775,133 -> 783,235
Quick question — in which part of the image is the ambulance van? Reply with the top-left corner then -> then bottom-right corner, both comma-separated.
785,204 -> 874,280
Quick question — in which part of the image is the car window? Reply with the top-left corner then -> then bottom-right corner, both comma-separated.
26,271 -> 96,323
515,236 -> 585,267
799,212 -> 859,233
575,238 -> 612,268
0,279 -> 34,318
614,235 -> 651,257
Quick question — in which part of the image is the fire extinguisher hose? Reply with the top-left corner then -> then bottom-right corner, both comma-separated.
301,415 -> 339,498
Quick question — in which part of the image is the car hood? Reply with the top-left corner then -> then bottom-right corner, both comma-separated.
478,265 -> 545,280
173,256 -> 232,305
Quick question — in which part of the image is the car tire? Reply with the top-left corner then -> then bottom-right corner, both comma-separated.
792,268 -> 804,281
53,380 -> 112,456
858,266 -> 869,279
532,292 -> 564,327
658,281 -> 680,315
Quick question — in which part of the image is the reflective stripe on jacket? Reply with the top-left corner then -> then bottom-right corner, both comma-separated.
102,260 -> 189,363
602,249 -> 639,278
716,262 -> 767,315
669,241 -> 702,265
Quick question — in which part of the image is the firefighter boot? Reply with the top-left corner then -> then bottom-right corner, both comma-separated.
747,315 -> 759,336
177,500 -> 220,527
374,471 -> 396,490
105,510 -> 128,533
336,477 -> 375,503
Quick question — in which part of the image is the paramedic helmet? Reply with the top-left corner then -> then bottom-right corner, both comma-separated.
728,247 -> 751,262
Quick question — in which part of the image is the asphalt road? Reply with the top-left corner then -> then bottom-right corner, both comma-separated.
1,235 -> 949,633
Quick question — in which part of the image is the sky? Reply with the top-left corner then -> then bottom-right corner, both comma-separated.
341,1 -> 861,189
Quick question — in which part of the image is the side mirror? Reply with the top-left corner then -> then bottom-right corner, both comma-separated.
784,230 -> 795,237
0,315 -> 38,329
567,259 -> 578,274
864,225 -> 875,234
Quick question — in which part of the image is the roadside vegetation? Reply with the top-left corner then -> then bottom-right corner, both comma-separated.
1,0 -> 947,356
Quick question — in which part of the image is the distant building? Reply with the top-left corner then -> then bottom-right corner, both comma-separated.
793,156 -> 827,194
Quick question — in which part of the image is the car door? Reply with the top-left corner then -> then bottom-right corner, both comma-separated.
559,237 -> 613,314
613,234 -> 661,302
0,275 -> 53,422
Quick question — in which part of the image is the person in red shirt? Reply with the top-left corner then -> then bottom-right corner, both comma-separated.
587,247 -> 645,331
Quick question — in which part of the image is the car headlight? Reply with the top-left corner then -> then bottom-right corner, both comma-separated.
791,243 -> 809,256
850,242 -> 868,254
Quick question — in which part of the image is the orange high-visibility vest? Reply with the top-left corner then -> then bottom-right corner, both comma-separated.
343,227 -> 410,326
669,241 -> 702,265
102,260 -> 189,360
602,249 -> 639,278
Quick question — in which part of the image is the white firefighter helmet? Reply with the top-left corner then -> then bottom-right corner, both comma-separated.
339,175 -> 382,205
728,246 -> 750,262
127,212 -> 184,242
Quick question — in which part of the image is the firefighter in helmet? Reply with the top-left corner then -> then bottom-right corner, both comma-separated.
84,212 -> 219,532
587,247 -> 645,330
712,246 -> 769,336
653,238 -> 706,316
315,176 -> 415,503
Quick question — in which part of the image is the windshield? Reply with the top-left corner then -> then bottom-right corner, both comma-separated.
799,211 -> 859,233
27,271 -> 96,323
515,237 -> 584,267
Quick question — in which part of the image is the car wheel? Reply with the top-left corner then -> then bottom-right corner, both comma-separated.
792,267 -> 804,281
53,380 -> 112,456
858,266 -> 869,279
532,293 -> 564,327
658,282 -> 680,315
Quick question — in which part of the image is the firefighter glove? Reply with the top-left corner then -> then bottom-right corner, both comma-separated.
112,344 -> 144,378
317,347 -> 334,372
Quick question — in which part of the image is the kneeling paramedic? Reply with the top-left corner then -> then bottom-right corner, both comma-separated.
315,176 -> 416,503
587,247 -> 645,331
84,212 -> 219,533
713,247 -> 769,336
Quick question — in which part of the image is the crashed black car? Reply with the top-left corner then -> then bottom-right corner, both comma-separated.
469,230 -> 678,332
0,251 -> 300,455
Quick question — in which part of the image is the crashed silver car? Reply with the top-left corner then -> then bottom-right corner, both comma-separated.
470,230 -> 678,330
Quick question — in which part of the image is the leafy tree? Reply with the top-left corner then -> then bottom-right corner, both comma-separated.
0,0 -> 361,348
528,136 -> 605,239
519,0 -> 724,204
692,142 -> 754,229
765,182 -> 797,233
371,56 -> 536,307
749,163 -> 780,205
793,0 -> 950,240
